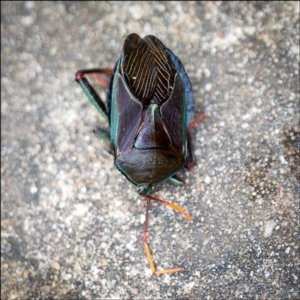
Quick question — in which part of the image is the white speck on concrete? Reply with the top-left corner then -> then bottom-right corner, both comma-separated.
30,186 -> 38,194
204,176 -> 211,184
264,220 -> 277,237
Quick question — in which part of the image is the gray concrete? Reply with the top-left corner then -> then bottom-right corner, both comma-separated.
1,1 -> 299,299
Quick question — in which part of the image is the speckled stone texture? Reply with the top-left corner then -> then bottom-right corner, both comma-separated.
1,1 -> 299,299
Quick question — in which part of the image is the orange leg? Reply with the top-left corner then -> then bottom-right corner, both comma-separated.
89,68 -> 113,87
76,68 -> 113,87
141,194 -> 191,275
188,112 -> 205,131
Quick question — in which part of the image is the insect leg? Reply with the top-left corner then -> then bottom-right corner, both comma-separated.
92,126 -> 111,145
188,112 -> 205,131
142,197 -> 186,275
186,112 -> 205,169
168,175 -> 184,186
185,131 -> 196,169
142,194 -> 191,220
76,68 -> 113,86
75,68 -> 113,122
143,198 -> 156,273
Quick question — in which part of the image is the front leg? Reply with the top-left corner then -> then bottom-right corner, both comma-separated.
75,68 -> 113,122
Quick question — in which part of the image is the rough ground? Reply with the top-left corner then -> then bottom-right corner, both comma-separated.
1,1 -> 299,299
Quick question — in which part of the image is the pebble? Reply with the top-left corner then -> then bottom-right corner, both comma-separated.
264,220 -> 277,237
204,176 -> 211,184
205,83 -> 213,92
256,99 -> 262,107
63,273 -> 72,281
30,186 -> 38,194
204,68 -> 211,77
72,204 -> 89,216
51,261 -> 60,271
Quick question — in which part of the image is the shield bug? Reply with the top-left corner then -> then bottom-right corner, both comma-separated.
75,33 -> 204,275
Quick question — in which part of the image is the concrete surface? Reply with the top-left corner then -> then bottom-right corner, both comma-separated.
1,1 -> 299,299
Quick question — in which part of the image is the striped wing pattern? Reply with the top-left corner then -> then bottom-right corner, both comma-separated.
122,33 -> 175,104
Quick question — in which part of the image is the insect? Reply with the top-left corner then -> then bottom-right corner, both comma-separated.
75,33 -> 204,275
